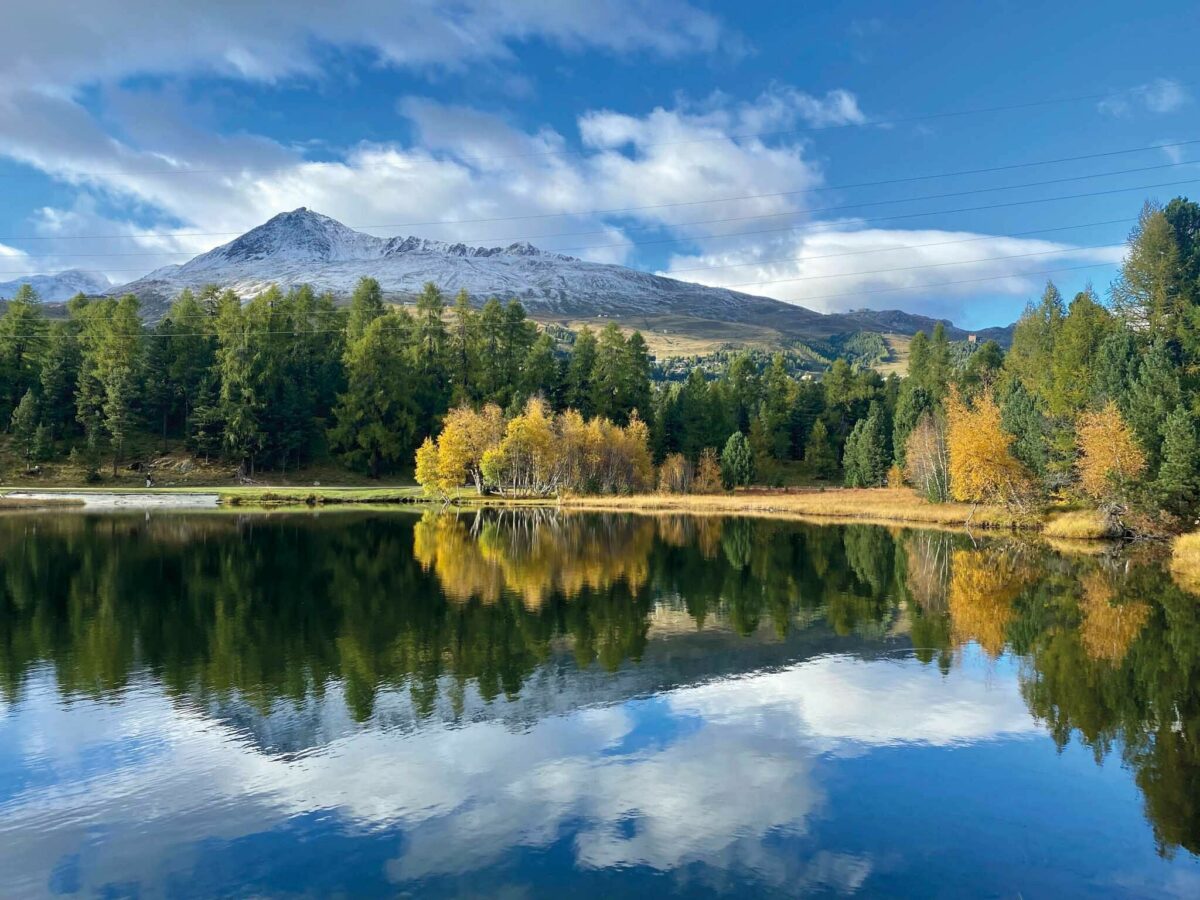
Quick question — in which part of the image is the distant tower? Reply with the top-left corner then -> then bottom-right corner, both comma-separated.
967,334 -> 977,344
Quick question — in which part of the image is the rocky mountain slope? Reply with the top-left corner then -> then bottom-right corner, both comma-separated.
0,269 -> 111,301
16,208 -> 1010,345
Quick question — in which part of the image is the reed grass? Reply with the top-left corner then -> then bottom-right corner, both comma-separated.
1171,531 -> 1200,596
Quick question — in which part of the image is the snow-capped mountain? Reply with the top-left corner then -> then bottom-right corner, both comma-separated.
111,208 -> 1007,343
0,269 -> 112,301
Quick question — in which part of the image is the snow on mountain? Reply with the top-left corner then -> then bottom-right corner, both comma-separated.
0,269 -> 112,301
112,208 -> 1002,342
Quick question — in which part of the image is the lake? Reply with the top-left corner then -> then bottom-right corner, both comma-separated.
1,510 -> 1198,898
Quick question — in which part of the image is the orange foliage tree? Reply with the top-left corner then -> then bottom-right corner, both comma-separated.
946,388 -> 1035,512
1074,401 -> 1147,504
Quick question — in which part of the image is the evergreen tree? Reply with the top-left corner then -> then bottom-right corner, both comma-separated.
623,331 -> 653,417
1126,339 -> 1183,470
999,380 -> 1050,481
566,325 -> 597,416
448,289 -> 479,405
1050,289 -> 1114,415
892,383 -> 932,468
0,284 -> 48,419
720,431 -> 755,488
926,322 -> 952,399
842,406 -> 888,487
759,354 -> 796,460
1156,407 -> 1200,520
412,282 -> 450,432
9,389 -> 39,470
591,323 -> 629,422
346,276 -> 385,345
520,332 -> 562,404
804,418 -> 836,479
39,321 -> 81,441
477,298 -> 506,403
1005,281 -> 1065,406
329,314 -> 420,478
726,352 -> 760,432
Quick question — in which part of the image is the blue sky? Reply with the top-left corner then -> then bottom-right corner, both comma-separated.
0,0 -> 1197,327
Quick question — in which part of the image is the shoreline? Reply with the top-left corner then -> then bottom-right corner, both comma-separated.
0,484 -> 1124,541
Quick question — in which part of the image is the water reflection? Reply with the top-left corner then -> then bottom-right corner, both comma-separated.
1,511 -> 1199,896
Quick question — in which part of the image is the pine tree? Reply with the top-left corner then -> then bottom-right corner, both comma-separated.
926,322 -> 952,399
329,314 -> 420,478
1156,407 -> 1200,520
566,325 -> 597,416
892,383 -> 932,468
448,289 -> 480,405
1005,281 -> 1064,406
346,276 -> 385,345
842,406 -> 888,487
720,431 -> 755,488
9,389 -> 39,470
0,284 -> 48,419
520,332 -> 562,404
999,380 -> 1049,481
39,321 -> 81,441
804,418 -> 836,479
623,331 -> 653,418
591,323 -> 629,422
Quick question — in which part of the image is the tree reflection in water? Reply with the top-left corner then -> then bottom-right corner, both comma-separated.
0,510 -> 1197,855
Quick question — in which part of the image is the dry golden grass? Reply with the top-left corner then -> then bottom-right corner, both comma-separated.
1043,509 -> 1120,540
874,333 -> 911,377
560,487 -> 1020,529
0,495 -> 85,509
1171,532 -> 1200,596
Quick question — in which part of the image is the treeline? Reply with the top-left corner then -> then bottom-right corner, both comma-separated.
3,196 -> 1198,526
413,196 -> 1200,529
0,279 -> 653,478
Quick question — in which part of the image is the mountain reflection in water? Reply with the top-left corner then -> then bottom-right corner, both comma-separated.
0,510 -> 1198,898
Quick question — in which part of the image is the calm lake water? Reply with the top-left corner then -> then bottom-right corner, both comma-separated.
1,510 -> 1198,898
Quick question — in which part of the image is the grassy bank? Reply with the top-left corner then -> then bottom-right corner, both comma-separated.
555,488 -> 1024,530
1171,532 -> 1200,596
0,481 -> 1133,539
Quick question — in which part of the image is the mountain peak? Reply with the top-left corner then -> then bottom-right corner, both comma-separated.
0,269 -> 112,301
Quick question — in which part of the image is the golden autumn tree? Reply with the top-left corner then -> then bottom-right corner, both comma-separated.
658,452 -> 693,493
947,546 -> 1031,656
1074,401 -> 1146,504
482,397 -> 558,495
946,388 -> 1035,512
693,447 -> 724,494
436,403 -> 505,494
414,437 -> 442,497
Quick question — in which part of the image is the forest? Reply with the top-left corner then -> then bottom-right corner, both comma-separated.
0,196 -> 1198,531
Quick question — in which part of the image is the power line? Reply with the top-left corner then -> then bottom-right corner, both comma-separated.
0,216 -> 1133,282
2,240 -> 1122,314
0,161 -> 1190,267
2,172 -> 1183,278
2,138 -> 1195,246
666,217 -> 1131,274
0,258 -> 1122,337
709,242 -> 1118,288
0,83 -> 1183,181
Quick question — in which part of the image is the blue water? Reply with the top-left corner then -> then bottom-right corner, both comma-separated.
0,511 -> 1197,897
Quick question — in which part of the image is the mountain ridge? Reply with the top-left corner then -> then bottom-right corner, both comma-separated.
10,208 -> 1013,346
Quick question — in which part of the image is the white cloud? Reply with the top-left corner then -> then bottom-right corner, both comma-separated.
0,649 -> 1035,894
0,1 -> 729,94
1098,78 -> 1190,117
661,225 -> 1126,316
0,87 -> 833,277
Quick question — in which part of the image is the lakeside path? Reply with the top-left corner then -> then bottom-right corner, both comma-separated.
2,490 -> 220,510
